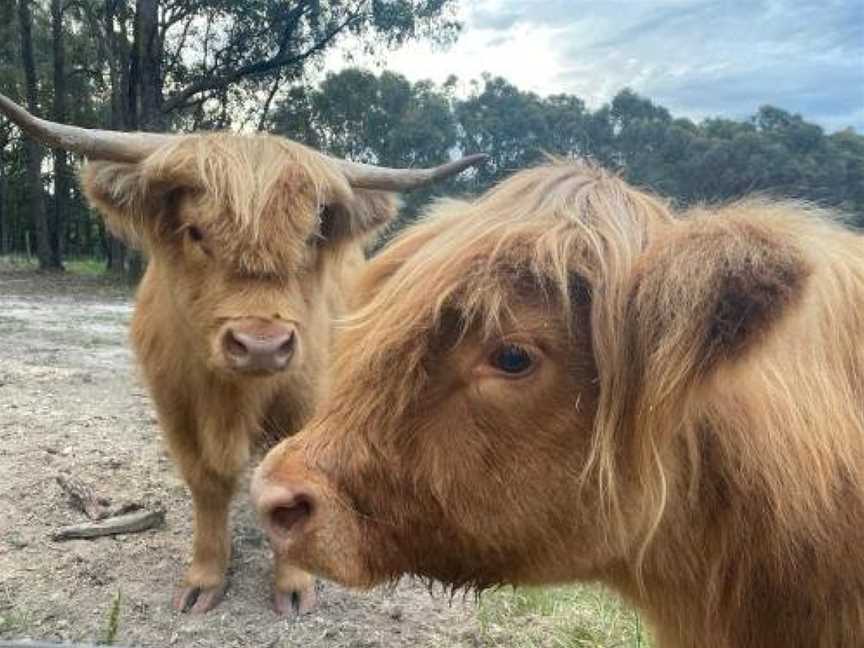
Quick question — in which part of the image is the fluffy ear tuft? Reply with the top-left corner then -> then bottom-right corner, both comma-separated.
319,190 -> 400,246
628,214 -> 811,382
79,160 -> 177,250
706,237 -> 806,356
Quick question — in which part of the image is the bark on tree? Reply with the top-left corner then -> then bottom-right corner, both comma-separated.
0,144 -> 7,256
50,0 -> 68,267
123,0 -> 162,281
135,0 -> 162,131
17,0 -> 59,271
123,1 -> 138,130
102,0 -> 129,274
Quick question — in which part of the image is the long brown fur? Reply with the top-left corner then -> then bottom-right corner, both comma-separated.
80,133 -> 398,613
256,159 -> 864,646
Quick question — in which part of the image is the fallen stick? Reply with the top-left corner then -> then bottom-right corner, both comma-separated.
50,508 -> 165,541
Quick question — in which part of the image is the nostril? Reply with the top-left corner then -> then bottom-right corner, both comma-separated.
276,331 -> 295,357
223,329 -> 248,357
267,495 -> 312,538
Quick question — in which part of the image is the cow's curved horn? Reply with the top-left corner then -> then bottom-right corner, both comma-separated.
336,154 -> 488,192
0,93 -> 174,163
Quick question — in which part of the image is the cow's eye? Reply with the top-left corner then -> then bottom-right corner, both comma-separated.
317,204 -> 337,242
187,226 -> 204,242
489,344 -> 533,376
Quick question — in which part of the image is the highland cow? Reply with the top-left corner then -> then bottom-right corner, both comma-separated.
254,160 -> 864,646
0,93 -> 483,615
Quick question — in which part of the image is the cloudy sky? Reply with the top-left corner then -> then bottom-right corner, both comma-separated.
325,0 -> 864,132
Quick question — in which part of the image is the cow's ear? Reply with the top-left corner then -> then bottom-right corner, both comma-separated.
80,160 -> 180,250
318,189 -> 400,245
626,211 -> 811,384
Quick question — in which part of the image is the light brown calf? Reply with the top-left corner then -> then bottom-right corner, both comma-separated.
254,161 -> 864,646
0,93 -> 483,615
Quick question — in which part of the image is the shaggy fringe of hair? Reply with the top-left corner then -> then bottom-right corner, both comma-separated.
142,134 -> 345,231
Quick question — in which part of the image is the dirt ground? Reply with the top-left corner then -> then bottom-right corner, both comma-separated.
0,269 -> 482,648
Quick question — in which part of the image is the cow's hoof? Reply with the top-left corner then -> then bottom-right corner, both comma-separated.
173,582 -> 226,614
273,582 -> 317,617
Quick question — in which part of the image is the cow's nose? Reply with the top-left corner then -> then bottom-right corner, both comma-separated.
222,320 -> 296,372
255,480 -> 316,544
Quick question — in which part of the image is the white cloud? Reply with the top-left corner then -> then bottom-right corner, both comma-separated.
322,4 -> 569,99
322,0 -> 864,132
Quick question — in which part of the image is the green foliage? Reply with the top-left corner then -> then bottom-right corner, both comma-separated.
157,0 -> 460,126
274,68 -> 464,226
276,68 -> 457,167
273,70 -> 864,230
456,75 -> 556,185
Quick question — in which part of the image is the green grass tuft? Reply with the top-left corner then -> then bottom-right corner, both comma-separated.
0,255 -> 108,276
0,255 -> 38,270
0,608 -> 34,638
477,584 -> 653,647
66,258 -> 108,277
99,590 -> 123,646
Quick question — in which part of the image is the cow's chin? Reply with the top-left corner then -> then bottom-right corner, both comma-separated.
276,515 -> 494,593
213,361 -> 291,379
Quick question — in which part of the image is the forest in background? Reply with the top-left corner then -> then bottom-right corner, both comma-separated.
1,0 -> 862,277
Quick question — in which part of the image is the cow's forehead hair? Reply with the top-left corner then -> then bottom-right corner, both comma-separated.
339,159 -> 673,365
146,133 -> 351,224
144,134 -> 353,275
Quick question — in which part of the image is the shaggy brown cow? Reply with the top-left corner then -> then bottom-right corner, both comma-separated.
0,93 -> 483,615
253,160 -> 864,646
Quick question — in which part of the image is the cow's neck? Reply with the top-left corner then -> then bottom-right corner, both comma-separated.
606,459 -> 841,648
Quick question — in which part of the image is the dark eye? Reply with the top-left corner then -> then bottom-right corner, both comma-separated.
317,204 -> 337,242
187,226 -> 204,242
489,344 -> 533,376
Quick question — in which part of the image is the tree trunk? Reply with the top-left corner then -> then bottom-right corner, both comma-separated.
103,0 -> 129,275
135,0 -> 162,131
17,0 -> 58,271
123,0 -> 162,281
50,0 -> 67,268
104,0 -> 123,129
126,1 -> 139,130
0,148 -> 7,256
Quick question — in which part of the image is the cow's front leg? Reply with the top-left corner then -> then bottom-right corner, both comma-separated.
172,465 -> 236,613
273,555 -> 317,616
